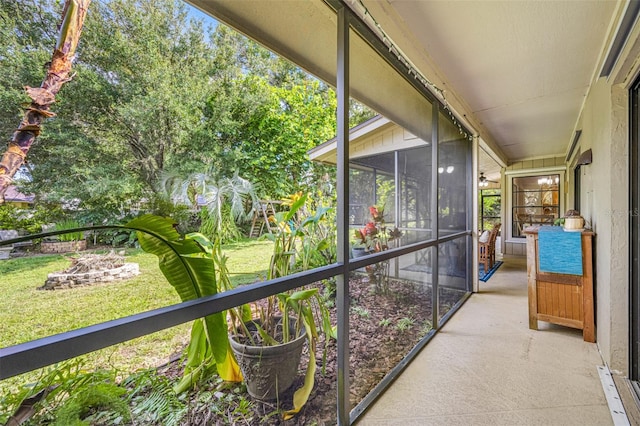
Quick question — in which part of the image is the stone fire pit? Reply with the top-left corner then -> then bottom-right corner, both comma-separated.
41,252 -> 139,290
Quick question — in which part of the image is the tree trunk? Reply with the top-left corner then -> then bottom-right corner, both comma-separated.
0,0 -> 90,203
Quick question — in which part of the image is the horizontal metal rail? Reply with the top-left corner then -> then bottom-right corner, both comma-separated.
1,228 -> 470,380
348,230 -> 470,270
0,264 -> 340,379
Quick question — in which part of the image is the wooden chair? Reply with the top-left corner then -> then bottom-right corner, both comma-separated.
479,223 -> 501,272
488,223 -> 501,268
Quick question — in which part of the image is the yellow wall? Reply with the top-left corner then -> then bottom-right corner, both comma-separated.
351,126 -> 425,159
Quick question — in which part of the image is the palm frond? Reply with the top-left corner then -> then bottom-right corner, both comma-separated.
126,370 -> 187,426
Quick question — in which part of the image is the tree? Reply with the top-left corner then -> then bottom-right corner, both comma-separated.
21,0 -> 220,219
0,1 -> 57,142
237,78 -> 337,198
46,0 -> 214,186
190,26 -> 338,199
0,0 -> 90,202
0,0 -> 361,220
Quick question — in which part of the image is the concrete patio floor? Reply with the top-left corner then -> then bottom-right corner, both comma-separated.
357,255 -> 614,425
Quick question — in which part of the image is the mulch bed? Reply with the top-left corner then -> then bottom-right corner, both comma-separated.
160,274 -> 466,425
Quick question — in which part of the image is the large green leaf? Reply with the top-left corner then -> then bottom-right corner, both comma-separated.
126,215 -> 242,384
173,319 -> 210,394
128,215 -> 215,301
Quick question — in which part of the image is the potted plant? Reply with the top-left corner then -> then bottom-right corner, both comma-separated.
351,239 -> 368,258
228,289 -> 321,403
229,192 -> 335,420
353,205 -> 402,293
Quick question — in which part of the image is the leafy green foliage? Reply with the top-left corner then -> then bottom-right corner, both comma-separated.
234,193 -> 336,419
126,215 -> 243,388
199,206 -> 241,244
420,320 -> 434,337
159,170 -> 256,243
55,219 -> 84,242
262,192 -> 337,274
351,305 -> 370,318
0,0 -> 341,221
0,232 -> 280,423
480,189 -> 501,230
0,359 -> 119,426
0,203 -> 64,234
349,98 -> 377,128
124,369 -> 187,425
396,317 -> 415,332
235,80 -> 337,198
378,318 -> 392,327
53,382 -> 130,426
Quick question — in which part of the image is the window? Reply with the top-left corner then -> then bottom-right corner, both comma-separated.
512,174 -> 560,238
480,189 -> 501,231
349,144 -> 433,244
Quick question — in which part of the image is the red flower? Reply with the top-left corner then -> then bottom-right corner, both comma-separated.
364,222 -> 378,236
369,206 -> 386,222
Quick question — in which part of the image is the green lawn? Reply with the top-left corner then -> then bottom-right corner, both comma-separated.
0,238 -> 272,394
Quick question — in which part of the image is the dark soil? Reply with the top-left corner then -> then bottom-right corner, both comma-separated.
159,274 -> 465,425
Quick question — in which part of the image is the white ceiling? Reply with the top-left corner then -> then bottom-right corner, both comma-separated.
382,0 -> 619,163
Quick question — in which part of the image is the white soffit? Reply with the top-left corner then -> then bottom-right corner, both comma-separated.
384,0 -> 618,162
479,146 -> 502,184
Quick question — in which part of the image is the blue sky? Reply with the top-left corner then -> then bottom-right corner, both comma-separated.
185,2 -> 218,28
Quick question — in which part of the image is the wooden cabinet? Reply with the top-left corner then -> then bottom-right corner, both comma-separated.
525,227 -> 595,342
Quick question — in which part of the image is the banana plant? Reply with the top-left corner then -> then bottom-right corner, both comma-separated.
1,214 -> 244,394
125,215 -> 243,392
